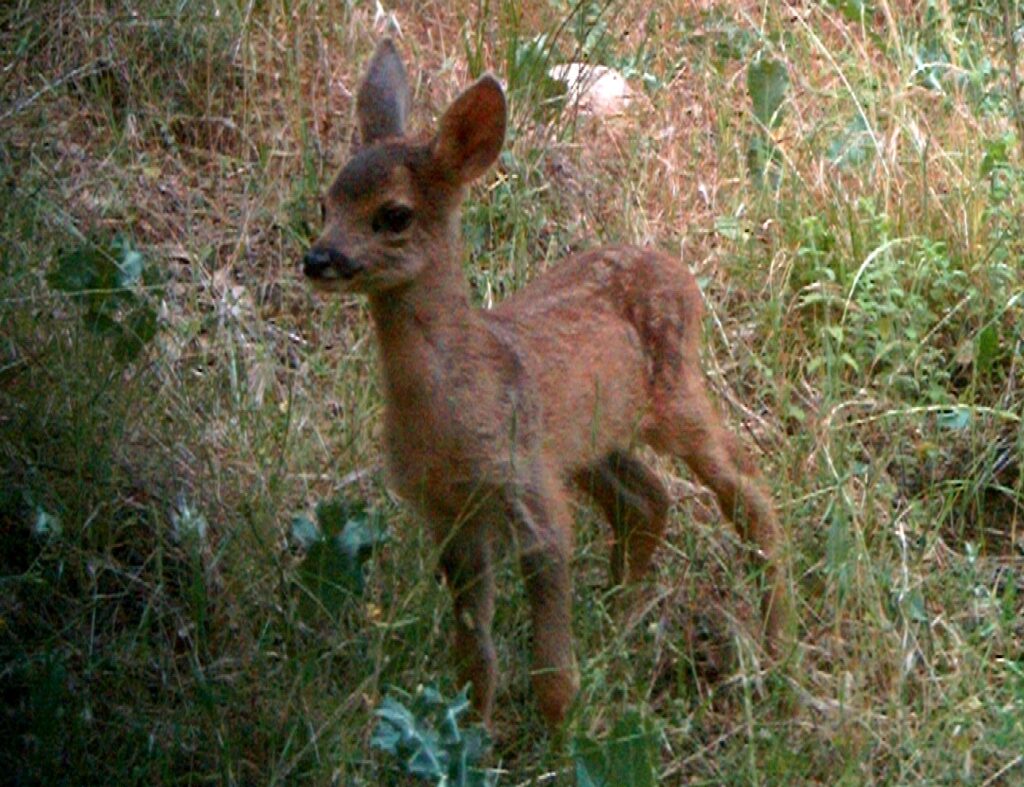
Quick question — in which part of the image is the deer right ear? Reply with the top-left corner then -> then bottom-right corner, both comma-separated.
356,39 -> 410,145
433,75 -> 507,185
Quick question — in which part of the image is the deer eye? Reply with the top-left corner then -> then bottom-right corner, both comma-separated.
319,199 -> 326,223
371,203 -> 414,234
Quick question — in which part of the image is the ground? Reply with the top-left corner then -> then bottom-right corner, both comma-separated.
1,0 -> 1022,783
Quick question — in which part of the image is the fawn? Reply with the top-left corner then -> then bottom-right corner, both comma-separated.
302,39 -> 793,730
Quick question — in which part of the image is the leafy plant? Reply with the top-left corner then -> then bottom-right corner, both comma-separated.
46,235 -> 160,362
371,685 -> 496,786
676,7 -> 756,67
748,55 -> 789,130
826,0 -> 875,25
746,54 -> 789,184
828,114 -> 876,168
292,497 -> 388,618
573,710 -> 658,787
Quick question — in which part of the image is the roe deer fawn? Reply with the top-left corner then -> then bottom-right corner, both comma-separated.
302,39 -> 793,730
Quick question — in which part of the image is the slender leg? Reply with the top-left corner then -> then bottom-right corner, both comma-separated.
440,531 -> 497,725
652,381 -> 793,653
574,451 -> 670,584
508,478 -> 579,728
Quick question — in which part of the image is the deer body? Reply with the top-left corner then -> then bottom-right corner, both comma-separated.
303,40 -> 793,730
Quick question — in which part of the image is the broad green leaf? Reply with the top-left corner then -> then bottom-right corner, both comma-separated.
290,514 -> 321,549
372,696 -> 445,778
47,246 -> 104,294
297,498 -> 387,615
337,512 -> 388,580
574,710 -> 657,787
747,56 -> 788,129
607,712 -> 657,787
116,247 -> 145,287
905,588 -> 928,623
371,686 -> 495,786
314,496 -> 350,538
575,737 -> 608,787
981,133 -> 1013,177
47,235 -> 161,363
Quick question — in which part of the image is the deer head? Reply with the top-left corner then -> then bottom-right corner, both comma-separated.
303,39 -> 507,295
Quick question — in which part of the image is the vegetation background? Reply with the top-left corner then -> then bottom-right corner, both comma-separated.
1,0 -> 1022,783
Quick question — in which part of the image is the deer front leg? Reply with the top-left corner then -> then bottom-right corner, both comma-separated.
440,532 -> 497,726
510,483 -> 579,728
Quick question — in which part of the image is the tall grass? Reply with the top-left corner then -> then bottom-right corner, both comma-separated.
1,0 -> 1021,783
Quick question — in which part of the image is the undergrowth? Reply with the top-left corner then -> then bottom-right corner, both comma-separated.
1,0 -> 1021,783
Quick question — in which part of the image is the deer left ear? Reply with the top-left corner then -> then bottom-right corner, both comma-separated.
357,39 -> 410,145
433,75 -> 507,185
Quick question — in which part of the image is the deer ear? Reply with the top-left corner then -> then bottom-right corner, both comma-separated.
434,75 -> 507,184
356,39 -> 410,145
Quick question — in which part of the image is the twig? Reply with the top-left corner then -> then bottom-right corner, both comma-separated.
0,60 -> 112,124
982,753 -> 1024,787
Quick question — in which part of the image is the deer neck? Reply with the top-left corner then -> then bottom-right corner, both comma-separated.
367,236 -> 482,404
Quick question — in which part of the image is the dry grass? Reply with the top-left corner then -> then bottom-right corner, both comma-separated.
2,0 -> 1022,783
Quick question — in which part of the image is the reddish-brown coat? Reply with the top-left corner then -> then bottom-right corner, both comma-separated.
303,39 -> 794,730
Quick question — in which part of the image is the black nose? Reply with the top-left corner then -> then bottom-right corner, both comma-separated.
303,247 -> 332,278
303,247 -> 364,280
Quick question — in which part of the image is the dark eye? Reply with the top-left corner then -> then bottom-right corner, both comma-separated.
372,204 -> 414,234
319,199 -> 326,223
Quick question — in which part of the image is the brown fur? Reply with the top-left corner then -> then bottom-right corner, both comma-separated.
302,39 -> 794,729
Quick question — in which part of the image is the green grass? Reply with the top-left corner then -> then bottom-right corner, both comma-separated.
2,0 -> 1022,783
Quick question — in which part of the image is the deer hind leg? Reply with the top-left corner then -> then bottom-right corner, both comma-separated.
440,530 -> 497,726
649,379 -> 793,654
508,477 -> 579,728
574,451 -> 670,585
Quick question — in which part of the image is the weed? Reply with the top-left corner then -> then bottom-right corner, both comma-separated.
1,0 -> 1021,782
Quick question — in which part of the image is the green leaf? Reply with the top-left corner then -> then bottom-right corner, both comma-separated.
745,134 -> 781,185
826,506 -> 852,595
371,686 -> 495,786
172,496 -> 208,544
828,0 -> 874,24
905,588 -> 928,623
714,215 -> 749,241
828,115 -> 875,168
47,246 -> 104,294
372,696 -> 445,778
937,407 -> 971,431
981,133 -> 1013,177
116,246 -> 145,287
112,305 -> 158,362
290,515 -> 321,549
976,324 -> 998,377
47,235 -> 161,363
574,710 -> 657,787
32,507 -> 62,539
297,498 -> 387,615
575,737 -> 608,787
313,496 -> 349,538
747,56 -> 788,129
